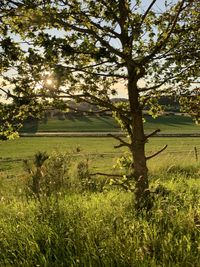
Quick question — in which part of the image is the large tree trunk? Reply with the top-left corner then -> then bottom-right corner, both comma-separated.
127,67 -> 150,209
130,113 -> 149,210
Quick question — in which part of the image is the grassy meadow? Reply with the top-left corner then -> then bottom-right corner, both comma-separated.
21,114 -> 200,134
1,136 -> 200,175
0,134 -> 200,265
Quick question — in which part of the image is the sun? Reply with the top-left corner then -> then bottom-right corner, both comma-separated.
46,79 -> 53,86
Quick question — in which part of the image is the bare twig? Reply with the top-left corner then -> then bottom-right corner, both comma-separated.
140,0 -> 157,25
107,133 -> 131,148
146,145 -> 168,160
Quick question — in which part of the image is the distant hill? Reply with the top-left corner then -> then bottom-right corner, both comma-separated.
39,96 -> 180,120
21,114 -> 199,134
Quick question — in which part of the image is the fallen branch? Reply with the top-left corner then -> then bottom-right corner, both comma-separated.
146,145 -> 168,160
111,180 -> 133,191
90,173 -> 134,191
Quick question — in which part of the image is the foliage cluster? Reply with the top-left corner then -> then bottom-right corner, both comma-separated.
180,88 -> 200,125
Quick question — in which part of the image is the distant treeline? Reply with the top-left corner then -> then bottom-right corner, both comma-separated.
23,96 -> 180,122
157,96 -> 180,111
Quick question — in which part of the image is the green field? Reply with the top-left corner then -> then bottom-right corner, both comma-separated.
144,114 -> 199,133
1,136 -> 200,175
0,136 -> 200,266
21,114 -> 200,133
22,115 -> 120,132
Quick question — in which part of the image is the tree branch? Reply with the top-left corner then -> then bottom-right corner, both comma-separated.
57,64 -> 127,79
140,0 -> 157,26
90,172 -> 122,177
139,63 -> 197,93
146,145 -> 168,160
55,15 -> 126,60
143,0 -> 186,63
107,133 -> 131,148
145,129 -> 160,139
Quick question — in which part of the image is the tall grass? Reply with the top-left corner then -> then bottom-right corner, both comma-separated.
0,189 -> 200,267
0,151 -> 200,266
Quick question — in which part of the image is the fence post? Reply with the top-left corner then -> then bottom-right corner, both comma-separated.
194,147 -> 198,162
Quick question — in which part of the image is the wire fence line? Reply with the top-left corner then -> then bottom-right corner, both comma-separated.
0,147 -> 199,164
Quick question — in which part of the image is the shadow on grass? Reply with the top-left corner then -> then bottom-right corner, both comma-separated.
97,116 -> 120,128
145,115 -> 193,126
20,119 -> 39,133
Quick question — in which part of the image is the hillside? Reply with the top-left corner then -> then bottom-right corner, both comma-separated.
21,114 -> 199,134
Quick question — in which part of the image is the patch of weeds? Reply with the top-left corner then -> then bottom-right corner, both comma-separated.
24,151 -> 71,199
76,158 -> 104,192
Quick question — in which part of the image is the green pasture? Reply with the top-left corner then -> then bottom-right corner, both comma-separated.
22,115 -> 120,132
144,114 -> 199,133
1,136 -> 200,176
1,136 -> 199,158
21,114 -> 200,133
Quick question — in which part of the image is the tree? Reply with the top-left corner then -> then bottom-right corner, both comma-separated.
1,0 -> 200,209
180,88 -> 200,125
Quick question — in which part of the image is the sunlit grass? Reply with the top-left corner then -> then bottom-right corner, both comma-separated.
0,186 -> 200,266
0,136 -> 200,266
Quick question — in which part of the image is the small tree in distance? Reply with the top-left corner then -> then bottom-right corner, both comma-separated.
1,0 -> 200,209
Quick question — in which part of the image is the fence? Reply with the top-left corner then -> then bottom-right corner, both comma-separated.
0,146 -> 199,165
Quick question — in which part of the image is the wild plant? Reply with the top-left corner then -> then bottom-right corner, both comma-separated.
24,151 -> 49,199
76,158 -> 96,191
24,151 -> 71,199
44,152 -> 71,197
110,153 -> 135,192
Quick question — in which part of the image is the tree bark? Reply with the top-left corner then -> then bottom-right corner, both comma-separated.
127,66 -> 150,210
